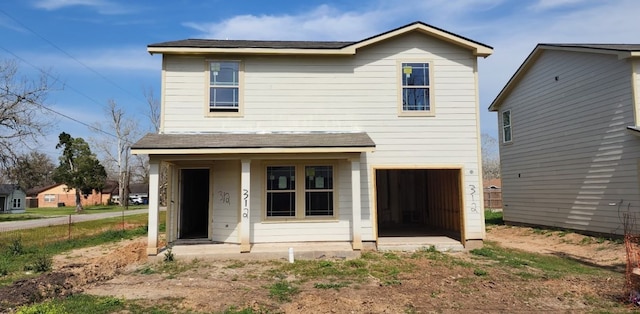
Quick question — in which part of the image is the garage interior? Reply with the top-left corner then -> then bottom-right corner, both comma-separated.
376,169 -> 462,240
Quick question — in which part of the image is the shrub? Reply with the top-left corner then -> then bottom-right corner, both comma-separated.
163,248 -> 174,262
24,253 -> 53,273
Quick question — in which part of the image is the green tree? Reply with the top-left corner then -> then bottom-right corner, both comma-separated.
6,151 -> 56,191
52,132 -> 107,212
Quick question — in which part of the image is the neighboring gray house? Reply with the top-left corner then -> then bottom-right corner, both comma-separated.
133,21 -> 493,255
489,44 -> 640,235
0,184 -> 26,213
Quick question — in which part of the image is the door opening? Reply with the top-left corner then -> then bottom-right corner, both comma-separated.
376,169 -> 462,240
179,169 -> 210,239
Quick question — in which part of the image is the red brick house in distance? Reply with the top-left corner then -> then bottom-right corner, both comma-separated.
27,181 -> 118,208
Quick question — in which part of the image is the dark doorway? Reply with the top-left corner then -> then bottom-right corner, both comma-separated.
376,169 -> 462,240
179,169 -> 210,239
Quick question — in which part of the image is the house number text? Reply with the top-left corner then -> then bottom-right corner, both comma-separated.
242,189 -> 249,218
469,185 -> 478,213
218,191 -> 230,206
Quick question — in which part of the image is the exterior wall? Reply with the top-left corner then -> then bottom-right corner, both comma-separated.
498,50 -> 640,235
212,160 -> 240,243
161,32 -> 484,241
1,189 -> 26,213
37,185 -> 107,208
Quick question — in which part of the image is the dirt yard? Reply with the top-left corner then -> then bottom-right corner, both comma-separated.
0,224 -> 633,313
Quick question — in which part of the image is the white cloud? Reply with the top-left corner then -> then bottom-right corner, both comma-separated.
21,47 -> 159,73
528,0 -> 592,11
32,0 -> 133,14
183,5 -> 385,41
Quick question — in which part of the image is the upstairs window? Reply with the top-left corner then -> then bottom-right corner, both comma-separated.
502,110 -> 512,143
400,62 -> 433,115
207,61 -> 242,115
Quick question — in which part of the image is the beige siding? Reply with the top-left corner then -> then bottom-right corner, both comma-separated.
162,32 -> 484,241
498,50 -> 640,235
212,161 -> 240,243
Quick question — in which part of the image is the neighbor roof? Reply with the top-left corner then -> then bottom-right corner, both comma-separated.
131,132 -> 376,155
148,21 -> 493,57
489,43 -> 640,111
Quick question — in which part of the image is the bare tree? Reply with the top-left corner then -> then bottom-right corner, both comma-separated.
0,59 -> 55,168
481,133 -> 501,181
144,86 -> 160,133
92,99 -> 140,206
7,151 -> 56,190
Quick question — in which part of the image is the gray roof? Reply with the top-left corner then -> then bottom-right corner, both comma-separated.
148,39 -> 354,50
132,132 -> 375,150
0,184 -> 19,194
541,44 -> 640,51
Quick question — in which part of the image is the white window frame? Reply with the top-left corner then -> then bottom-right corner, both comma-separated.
44,194 -> 55,202
263,162 -> 337,221
502,110 -> 512,143
398,60 -> 435,117
205,60 -> 244,117
12,198 -> 21,208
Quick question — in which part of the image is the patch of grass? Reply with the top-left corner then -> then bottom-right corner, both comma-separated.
314,281 -> 349,290
471,242 -> 607,278
26,204 -> 148,216
225,261 -> 246,269
484,210 -> 504,225
0,215 -> 44,222
223,306 -> 262,314
473,268 -> 488,276
24,253 -> 52,273
8,237 -> 25,255
267,280 -> 299,302
163,248 -> 175,262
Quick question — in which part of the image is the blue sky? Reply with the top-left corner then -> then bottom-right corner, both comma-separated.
1,0 -> 639,158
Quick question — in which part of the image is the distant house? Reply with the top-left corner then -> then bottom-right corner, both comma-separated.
0,184 -> 26,213
489,44 -> 640,235
30,181 -> 118,208
133,21 -> 493,255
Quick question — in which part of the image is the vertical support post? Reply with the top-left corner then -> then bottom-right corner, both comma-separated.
351,157 -> 362,250
147,159 -> 160,255
240,159 -> 251,253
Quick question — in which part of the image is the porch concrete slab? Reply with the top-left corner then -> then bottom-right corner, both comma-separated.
377,236 -> 464,252
159,241 -> 360,261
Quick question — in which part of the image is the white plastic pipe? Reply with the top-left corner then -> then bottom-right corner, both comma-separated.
288,247 -> 294,263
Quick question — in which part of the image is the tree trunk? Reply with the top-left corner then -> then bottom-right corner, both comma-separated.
75,189 -> 83,212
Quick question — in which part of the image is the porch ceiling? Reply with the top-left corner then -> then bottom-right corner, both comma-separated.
131,132 -> 376,155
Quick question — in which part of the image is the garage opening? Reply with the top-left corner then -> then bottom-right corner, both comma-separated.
376,169 -> 462,240
179,169 -> 210,239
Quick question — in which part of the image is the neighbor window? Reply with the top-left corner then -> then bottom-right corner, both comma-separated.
502,110 -> 512,143
207,60 -> 242,115
12,198 -> 20,208
44,194 -> 55,202
400,62 -> 432,115
265,164 -> 335,220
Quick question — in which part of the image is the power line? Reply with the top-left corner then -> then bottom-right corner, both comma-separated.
0,8 -> 147,104
0,45 -> 107,112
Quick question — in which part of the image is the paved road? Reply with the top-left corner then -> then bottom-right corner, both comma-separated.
0,208 -> 149,232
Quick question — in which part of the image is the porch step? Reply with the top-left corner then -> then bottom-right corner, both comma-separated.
377,236 -> 465,252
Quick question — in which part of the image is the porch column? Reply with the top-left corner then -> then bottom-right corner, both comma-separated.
147,159 -> 161,255
351,157 -> 363,250
240,159 -> 251,253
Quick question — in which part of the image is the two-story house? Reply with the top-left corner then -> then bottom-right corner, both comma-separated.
132,21 -> 493,255
489,44 -> 640,236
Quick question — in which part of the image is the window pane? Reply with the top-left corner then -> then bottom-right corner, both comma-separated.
403,88 -> 430,111
502,111 -> 510,126
210,87 -> 238,108
267,192 -> 295,216
402,63 -> 429,86
305,166 -> 333,190
503,126 -> 512,142
210,62 -> 239,85
305,191 -> 333,216
267,166 -> 295,190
